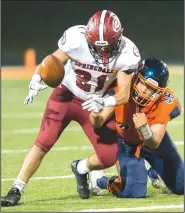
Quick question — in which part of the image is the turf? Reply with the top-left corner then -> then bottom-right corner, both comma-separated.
1,70 -> 184,212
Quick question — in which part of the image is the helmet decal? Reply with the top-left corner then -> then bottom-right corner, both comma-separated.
112,16 -> 121,32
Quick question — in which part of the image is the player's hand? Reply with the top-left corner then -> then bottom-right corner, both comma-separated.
24,74 -> 48,105
133,113 -> 148,129
107,175 -> 123,196
82,95 -> 105,112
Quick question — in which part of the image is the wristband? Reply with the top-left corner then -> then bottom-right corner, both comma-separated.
138,123 -> 153,140
104,96 -> 116,107
32,74 -> 41,83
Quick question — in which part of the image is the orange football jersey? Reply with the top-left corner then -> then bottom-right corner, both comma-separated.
114,87 -> 181,145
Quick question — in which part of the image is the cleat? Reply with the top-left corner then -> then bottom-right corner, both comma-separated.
150,177 -> 163,189
1,187 -> 21,207
89,170 -> 105,195
148,168 -> 163,189
71,160 -> 90,199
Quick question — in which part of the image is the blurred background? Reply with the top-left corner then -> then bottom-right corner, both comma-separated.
2,0 -> 184,65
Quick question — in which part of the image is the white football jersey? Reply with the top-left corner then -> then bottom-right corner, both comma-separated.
58,25 -> 141,101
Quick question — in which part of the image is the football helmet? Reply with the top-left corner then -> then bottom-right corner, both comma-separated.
132,57 -> 169,106
86,10 -> 123,66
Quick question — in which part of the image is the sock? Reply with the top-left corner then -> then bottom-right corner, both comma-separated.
13,178 -> 26,195
97,176 -> 108,189
148,168 -> 159,179
144,159 -> 151,171
77,159 -> 90,174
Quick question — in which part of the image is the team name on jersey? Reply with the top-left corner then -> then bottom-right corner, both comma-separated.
74,60 -> 115,73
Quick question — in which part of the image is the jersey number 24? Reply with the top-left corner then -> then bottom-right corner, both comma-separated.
75,69 -> 107,92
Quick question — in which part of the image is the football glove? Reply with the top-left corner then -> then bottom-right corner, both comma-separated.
24,74 -> 48,105
82,94 -> 116,112
107,175 -> 123,196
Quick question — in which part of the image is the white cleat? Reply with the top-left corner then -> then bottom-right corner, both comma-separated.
89,170 -> 105,195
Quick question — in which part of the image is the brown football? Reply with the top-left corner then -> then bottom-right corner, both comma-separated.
39,55 -> 65,88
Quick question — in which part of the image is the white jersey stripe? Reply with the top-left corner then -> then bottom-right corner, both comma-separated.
99,10 -> 107,41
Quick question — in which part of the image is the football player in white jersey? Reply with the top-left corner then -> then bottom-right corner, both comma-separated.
1,10 -> 140,206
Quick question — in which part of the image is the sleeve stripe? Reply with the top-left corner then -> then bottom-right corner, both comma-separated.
169,106 -> 181,120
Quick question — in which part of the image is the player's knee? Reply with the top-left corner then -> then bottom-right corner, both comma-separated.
118,184 -> 147,198
34,140 -> 52,153
97,145 -> 118,167
98,154 -> 117,167
172,184 -> 184,195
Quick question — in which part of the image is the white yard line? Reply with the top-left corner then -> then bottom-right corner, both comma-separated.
1,126 -> 81,134
2,112 -> 44,119
76,204 -> 184,212
2,108 -> 184,119
1,172 -> 115,182
1,141 -> 183,155
2,145 -> 93,154
1,120 -> 184,135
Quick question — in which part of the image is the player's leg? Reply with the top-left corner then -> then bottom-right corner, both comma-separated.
81,116 -> 118,169
90,141 -> 148,198
144,160 -> 163,189
71,107 -> 118,199
110,139 -> 148,198
141,131 -> 184,195
1,87 -> 72,206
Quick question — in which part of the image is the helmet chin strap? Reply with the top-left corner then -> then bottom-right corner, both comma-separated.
102,53 -> 108,67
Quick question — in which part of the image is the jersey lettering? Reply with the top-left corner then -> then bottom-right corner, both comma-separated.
74,69 -> 107,92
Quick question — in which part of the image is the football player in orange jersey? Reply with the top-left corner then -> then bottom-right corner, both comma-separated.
87,57 -> 184,197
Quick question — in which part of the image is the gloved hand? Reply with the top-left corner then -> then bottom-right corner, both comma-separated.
82,94 -> 116,112
82,95 -> 105,112
24,74 -> 48,105
107,175 -> 123,196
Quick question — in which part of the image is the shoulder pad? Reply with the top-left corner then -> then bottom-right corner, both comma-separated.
58,25 -> 86,53
118,36 -> 141,72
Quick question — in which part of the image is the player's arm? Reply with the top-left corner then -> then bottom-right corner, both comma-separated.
52,49 -> 70,63
34,49 -> 69,77
113,70 -> 133,105
133,113 -> 167,149
89,107 -> 115,128
97,69 -> 135,107
147,124 -> 167,149
24,26 -> 74,105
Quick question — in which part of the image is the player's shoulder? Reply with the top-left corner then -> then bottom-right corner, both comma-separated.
58,25 -> 87,53
116,36 -> 141,70
161,88 -> 178,105
65,25 -> 86,37
157,88 -> 181,121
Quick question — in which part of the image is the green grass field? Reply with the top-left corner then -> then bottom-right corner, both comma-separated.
1,71 -> 184,212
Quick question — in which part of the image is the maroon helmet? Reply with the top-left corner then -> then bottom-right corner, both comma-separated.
86,10 -> 123,66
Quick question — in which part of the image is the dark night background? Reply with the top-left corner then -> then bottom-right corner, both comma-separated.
2,0 -> 184,65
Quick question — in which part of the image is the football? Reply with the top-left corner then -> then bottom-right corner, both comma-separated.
39,55 -> 65,88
